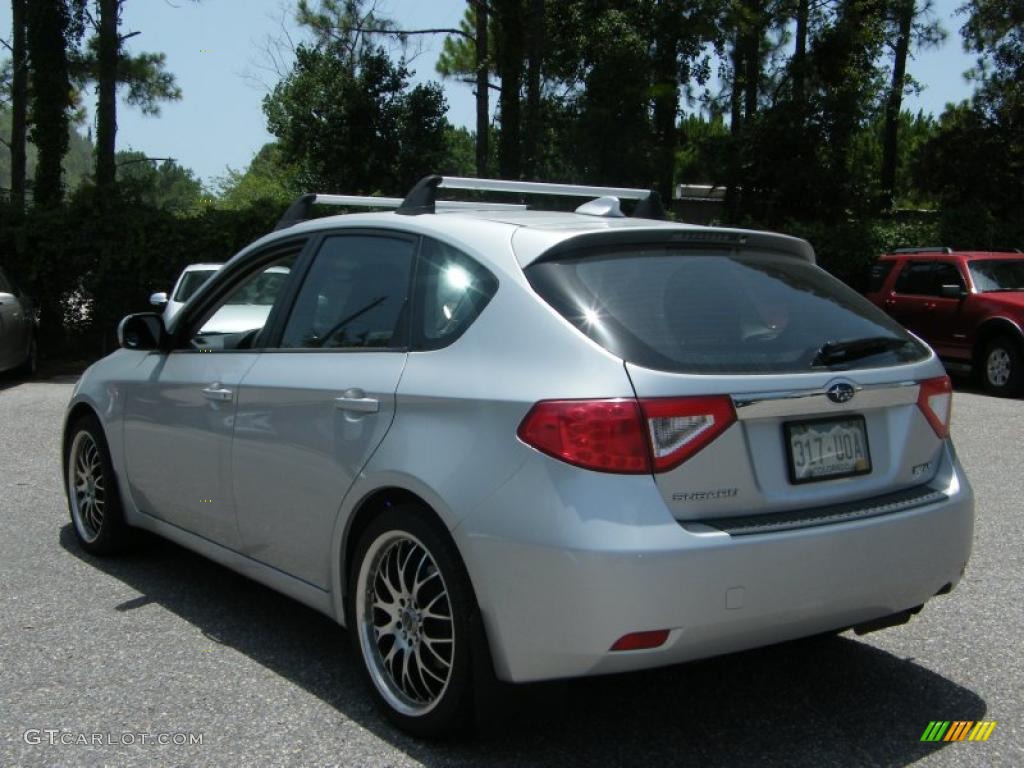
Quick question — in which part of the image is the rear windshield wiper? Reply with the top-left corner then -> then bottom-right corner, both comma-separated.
812,336 -> 911,368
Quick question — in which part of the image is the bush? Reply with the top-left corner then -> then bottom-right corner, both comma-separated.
0,191 -> 282,360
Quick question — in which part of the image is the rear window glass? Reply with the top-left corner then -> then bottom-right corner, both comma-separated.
526,247 -> 929,374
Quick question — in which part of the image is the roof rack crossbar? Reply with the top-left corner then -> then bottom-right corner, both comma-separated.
274,189 -> 526,229
438,176 -> 652,200
397,175 -> 667,220
891,246 -> 953,254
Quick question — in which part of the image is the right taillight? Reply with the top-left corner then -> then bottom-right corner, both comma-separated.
517,395 -> 736,474
917,376 -> 952,439
639,396 -> 737,472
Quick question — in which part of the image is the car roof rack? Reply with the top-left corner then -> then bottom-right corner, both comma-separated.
274,192 -> 528,231
396,175 -> 666,220
275,176 -> 667,230
891,246 -> 953,254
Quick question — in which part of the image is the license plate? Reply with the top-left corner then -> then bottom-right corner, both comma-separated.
784,416 -> 871,484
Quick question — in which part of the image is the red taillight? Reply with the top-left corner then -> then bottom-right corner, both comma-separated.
610,629 -> 670,651
516,399 -> 650,474
918,376 -> 952,439
517,395 -> 736,474
640,396 -> 737,472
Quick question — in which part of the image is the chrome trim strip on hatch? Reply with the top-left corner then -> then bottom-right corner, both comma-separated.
732,380 -> 919,420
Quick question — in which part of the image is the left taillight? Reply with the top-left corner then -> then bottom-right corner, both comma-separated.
517,395 -> 736,474
917,375 -> 953,439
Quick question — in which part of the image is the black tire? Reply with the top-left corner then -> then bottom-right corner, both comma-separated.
64,413 -> 132,555
981,336 -> 1024,397
348,506 -> 485,737
14,332 -> 37,378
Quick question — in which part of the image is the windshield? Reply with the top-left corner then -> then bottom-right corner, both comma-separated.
968,259 -> 1024,293
173,269 -> 218,302
526,247 -> 929,374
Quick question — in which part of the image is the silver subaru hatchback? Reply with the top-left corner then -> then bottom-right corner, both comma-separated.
63,177 -> 973,736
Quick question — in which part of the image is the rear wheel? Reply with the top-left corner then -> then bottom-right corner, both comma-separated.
65,414 -> 131,555
349,506 -> 480,737
981,336 -> 1024,397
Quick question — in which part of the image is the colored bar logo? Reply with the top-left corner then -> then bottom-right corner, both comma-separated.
920,721 -> 997,742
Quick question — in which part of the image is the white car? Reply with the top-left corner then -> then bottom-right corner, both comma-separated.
150,263 -> 223,324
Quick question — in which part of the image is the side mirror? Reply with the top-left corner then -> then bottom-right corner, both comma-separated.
149,291 -> 169,307
118,312 -> 167,351
0,291 -> 15,306
939,284 -> 966,300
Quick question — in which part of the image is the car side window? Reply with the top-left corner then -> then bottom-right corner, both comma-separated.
189,255 -> 297,351
894,261 -> 934,295
412,238 -> 498,351
280,235 -> 415,349
867,261 -> 895,293
932,262 -> 965,294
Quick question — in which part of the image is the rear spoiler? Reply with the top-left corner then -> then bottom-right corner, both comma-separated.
523,228 -> 817,266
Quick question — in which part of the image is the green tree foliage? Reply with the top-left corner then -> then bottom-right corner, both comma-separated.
263,43 -> 451,193
215,143 -> 301,209
113,151 -> 205,213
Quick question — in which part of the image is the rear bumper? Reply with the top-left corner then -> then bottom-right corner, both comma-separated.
454,442 -> 973,683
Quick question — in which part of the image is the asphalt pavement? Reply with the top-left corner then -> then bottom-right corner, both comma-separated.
1,374 -> 1021,767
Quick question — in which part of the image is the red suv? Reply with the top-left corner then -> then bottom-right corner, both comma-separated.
866,247 -> 1024,396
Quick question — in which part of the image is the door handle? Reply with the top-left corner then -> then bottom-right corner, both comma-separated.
335,388 -> 379,414
201,383 -> 234,402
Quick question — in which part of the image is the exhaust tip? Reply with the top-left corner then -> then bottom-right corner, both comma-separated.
853,605 -> 923,636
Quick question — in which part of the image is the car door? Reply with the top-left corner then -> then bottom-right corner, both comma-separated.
231,232 -> 415,588
888,260 -> 938,344
0,267 -> 27,371
121,244 -> 304,548
927,260 -> 970,358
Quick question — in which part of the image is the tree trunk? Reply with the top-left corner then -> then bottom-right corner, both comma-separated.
652,1 -> 679,203
793,0 -> 808,104
522,0 -> 544,179
725,37 -> 744,222
494,0 -> 523,179
25,0 -> 72,207
881,0 -> 914,210
10,0 -> 28,210
743,1 -> 761,123
96,0 -> 121,191
474,0 -> 489,177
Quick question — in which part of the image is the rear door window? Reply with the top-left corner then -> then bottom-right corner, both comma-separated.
894,261 -> 935,295
526,246 -> 928,374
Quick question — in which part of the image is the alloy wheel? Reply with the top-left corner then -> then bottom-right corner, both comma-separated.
356,532 -> 456,717
987,347 -> 1011,387
69,431 -> 106,543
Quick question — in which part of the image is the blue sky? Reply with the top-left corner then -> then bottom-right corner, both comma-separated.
1,0 -> 976,186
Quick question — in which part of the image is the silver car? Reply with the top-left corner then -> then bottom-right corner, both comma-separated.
0,266 -> 38,377
62,177 -> 974,737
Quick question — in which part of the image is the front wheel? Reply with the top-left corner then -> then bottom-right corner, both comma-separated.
65,414 -> 132,555
982,336 -> 1024,397
349,507 -> 480,737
